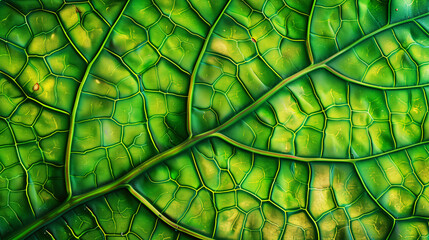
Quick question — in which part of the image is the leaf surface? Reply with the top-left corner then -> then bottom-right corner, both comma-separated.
0,0 -> 429,239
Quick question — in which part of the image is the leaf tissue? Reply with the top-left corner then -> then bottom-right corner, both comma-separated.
0,0 -> 429,239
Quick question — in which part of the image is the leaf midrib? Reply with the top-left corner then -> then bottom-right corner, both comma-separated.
8,6 -> 429,240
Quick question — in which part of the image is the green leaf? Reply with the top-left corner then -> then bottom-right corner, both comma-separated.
0,0 -> 429,239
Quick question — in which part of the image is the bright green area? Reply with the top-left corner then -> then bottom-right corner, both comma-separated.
0,0 -> 429,239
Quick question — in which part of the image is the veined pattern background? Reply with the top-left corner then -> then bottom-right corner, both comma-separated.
0,0 -> 429,239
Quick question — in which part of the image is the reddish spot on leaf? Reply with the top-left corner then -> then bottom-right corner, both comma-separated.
251,37 -> 256,43
33,83 -> 40,91
395,8 -> 398,11
75,6 -> 81,13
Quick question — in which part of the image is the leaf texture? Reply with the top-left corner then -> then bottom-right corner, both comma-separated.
0,0 -> 429,239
